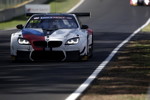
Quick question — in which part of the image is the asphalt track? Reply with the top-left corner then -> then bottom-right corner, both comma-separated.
0,0 -> 150,100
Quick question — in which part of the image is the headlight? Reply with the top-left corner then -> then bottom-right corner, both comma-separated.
18,38 -> 30,45
66,37 -> 79,45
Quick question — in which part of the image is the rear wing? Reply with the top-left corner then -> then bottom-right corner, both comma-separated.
26,13 -> 41,17
26,12 -> 91,17
71,12 -> 91,17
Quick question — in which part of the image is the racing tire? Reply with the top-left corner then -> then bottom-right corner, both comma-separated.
11,55 -> 17,62
80,55 -> 89,61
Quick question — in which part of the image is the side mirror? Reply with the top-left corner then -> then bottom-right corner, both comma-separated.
81,25 -> 89,29
16,24 -> 24,29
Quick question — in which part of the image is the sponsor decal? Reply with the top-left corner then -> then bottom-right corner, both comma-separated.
25,4 -> 50,14
40,16 -> 73,19
22,29 -> 45,50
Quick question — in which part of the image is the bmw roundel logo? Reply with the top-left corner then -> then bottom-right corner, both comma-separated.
47,32 -> 50,35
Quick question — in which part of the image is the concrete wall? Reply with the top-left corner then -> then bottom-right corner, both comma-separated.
0,0 -> 49,22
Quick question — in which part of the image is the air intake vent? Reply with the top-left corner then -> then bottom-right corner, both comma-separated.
33,41 -> 62,48
33,41 -> 47,48
48,41 -> 62,47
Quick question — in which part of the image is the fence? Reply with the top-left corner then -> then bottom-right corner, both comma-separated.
0,0 -> 30,10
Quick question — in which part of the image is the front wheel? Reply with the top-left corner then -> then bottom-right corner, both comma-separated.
11,55 -> 17,62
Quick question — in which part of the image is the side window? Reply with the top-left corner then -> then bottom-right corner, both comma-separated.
61,19 -> 78,28
26,19 -> 41,28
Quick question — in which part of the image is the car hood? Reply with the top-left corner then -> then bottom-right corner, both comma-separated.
22,28 -> 80,40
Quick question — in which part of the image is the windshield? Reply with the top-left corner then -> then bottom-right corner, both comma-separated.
25,15 -> 79,29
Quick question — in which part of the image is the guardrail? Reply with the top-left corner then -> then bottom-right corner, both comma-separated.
0,0 -> 30,10
0,0 -> 49,22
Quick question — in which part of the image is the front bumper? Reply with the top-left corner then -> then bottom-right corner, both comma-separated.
16,50 -> 80,61
11,39 -> 87,61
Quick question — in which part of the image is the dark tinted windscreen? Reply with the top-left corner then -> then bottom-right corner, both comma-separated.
26,15 -> 78,29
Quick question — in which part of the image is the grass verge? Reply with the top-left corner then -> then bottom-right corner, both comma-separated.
79,25 -> 150,100
142,23 -> 150,32
0,0 -> 80,30
50,0 -> 80,13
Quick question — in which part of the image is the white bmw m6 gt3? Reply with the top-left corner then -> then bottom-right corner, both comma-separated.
10,13 -> 93,61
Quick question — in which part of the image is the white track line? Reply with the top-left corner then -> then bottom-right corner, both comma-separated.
65,18 -> 150,100
67,0 -> 85,13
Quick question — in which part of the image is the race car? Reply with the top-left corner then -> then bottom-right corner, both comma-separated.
10,13 -> 93,61
130,0 -> 150,6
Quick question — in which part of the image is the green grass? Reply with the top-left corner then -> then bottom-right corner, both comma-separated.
0,16 -> 27,30
0,0 -> 80,30
50,0 -> 80,13
142,24 -> 150,32
128,40 -> 150,66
